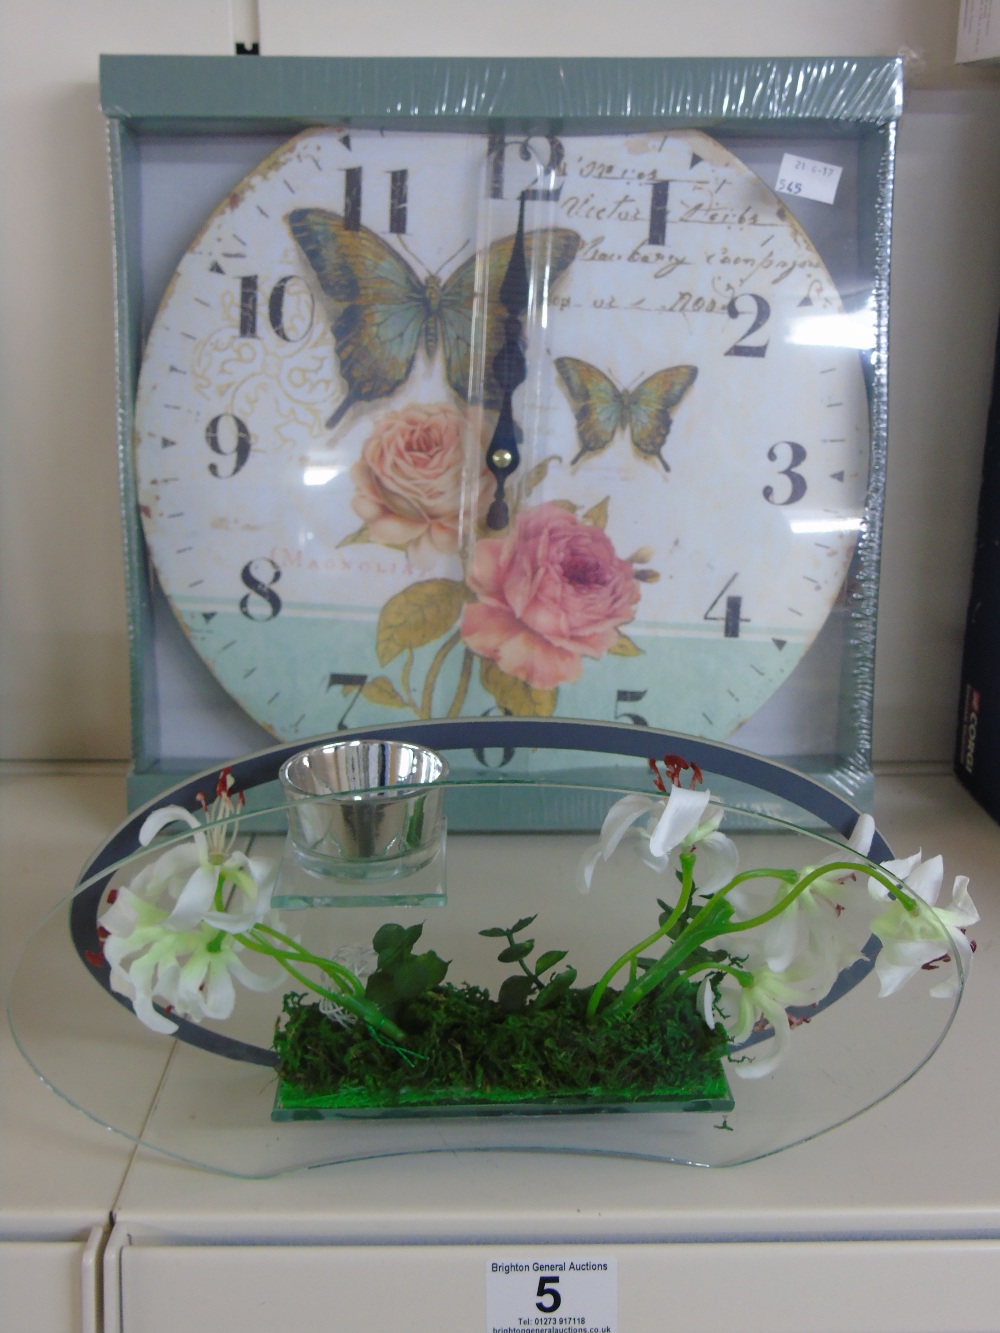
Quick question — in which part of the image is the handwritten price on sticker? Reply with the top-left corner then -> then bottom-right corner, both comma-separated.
775,153 -> 843,206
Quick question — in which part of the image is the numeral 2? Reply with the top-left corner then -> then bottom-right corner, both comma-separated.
724,294 -> 770,357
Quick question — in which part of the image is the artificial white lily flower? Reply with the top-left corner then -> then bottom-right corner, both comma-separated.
868,852 -> 979,998
699,952 -> 830,1080
137,768 -> 274,933
99,885 -> 283,1033
726,813 -> 876,974
580,783 -> 737,894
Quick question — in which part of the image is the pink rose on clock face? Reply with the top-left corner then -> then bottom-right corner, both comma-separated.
460,502 -> 641,691
350,402 -> 489,567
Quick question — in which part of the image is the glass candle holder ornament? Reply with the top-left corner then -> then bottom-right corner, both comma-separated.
276,739 -> 448,907
7,719 -> 977,1177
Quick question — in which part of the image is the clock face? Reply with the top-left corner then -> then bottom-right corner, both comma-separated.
134,126 -> 869,746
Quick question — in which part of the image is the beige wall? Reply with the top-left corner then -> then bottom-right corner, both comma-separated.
1,0 -> 999,762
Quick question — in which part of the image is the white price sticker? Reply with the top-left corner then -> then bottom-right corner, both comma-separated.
487,1256 -> 617,1333
776,153 -> 842,205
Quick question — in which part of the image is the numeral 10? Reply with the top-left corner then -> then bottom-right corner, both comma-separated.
237,275 -> 314,341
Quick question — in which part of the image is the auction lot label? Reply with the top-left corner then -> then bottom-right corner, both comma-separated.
486,1256 -> 617,1333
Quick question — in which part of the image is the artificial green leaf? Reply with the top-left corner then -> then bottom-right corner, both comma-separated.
365,971 -> 397,1007
372,921 -> 423,966
393,952 -> 448,999
498,975 -> 534,1012
534,967 -> 577,1010
510,915 -> 537,934
498,940 -> 534,964
372,923 -> 407,953
534,949 -> 568,973
478,927 -> 508,938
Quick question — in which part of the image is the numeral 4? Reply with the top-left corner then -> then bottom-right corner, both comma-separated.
704,575 -> 748,637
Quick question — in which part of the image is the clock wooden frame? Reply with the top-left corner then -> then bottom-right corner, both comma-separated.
101,54 -> 900,812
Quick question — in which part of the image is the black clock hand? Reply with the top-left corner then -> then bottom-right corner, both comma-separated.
485,192 -> 529,530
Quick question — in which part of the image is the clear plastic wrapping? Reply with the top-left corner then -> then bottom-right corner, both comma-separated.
102,55 -> 900,812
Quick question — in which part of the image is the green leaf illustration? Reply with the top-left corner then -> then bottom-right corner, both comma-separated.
480,658 -> 557,717
361,676 -> 408,709
582,496 -> 609,528
523,454 -> 562,497
607,633 -> 643,657
376,579 -> 470,665
337,524 -> 373,548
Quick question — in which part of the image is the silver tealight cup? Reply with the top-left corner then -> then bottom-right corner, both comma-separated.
278,740 -> 449,891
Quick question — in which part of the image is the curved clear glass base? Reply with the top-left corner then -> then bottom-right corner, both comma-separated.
6,726 -> 967,1177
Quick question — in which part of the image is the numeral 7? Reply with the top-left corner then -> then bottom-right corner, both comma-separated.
327,672 -> 367,729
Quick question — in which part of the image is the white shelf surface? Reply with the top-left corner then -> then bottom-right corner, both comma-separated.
0,771 -> 170,1242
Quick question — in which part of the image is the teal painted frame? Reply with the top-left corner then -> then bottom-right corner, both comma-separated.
101,54 -> 901,812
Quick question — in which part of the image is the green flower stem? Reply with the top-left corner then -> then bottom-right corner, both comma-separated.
585,852 -> 697,1021
233,932 -> 407,1040
723,860 -> 915,937
251,923 -> 364,995
273,958 -> 407,1043
420,630 -> 461,719
593,854 -> 917,1025
657,851 -> 696,936
504,927 -> 543,993
239,931 -> 365,999
600,896 -> 736,1021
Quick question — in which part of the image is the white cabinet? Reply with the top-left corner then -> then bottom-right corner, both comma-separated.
105,1235 -> 1000,1333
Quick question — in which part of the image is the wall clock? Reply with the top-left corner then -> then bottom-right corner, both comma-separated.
104,56 -> 899,803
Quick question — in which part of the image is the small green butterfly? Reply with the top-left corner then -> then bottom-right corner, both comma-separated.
288,209 -> 581,429
554,357 -> 698,471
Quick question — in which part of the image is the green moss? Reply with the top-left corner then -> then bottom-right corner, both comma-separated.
272,981 -> 732,1117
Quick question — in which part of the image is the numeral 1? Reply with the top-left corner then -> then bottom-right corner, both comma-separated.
343,166 -> 409,232
648,179 -> 670,245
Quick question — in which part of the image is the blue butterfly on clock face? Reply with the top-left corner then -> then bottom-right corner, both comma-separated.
287,209 -> 582,428
554,357 -> 698,472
